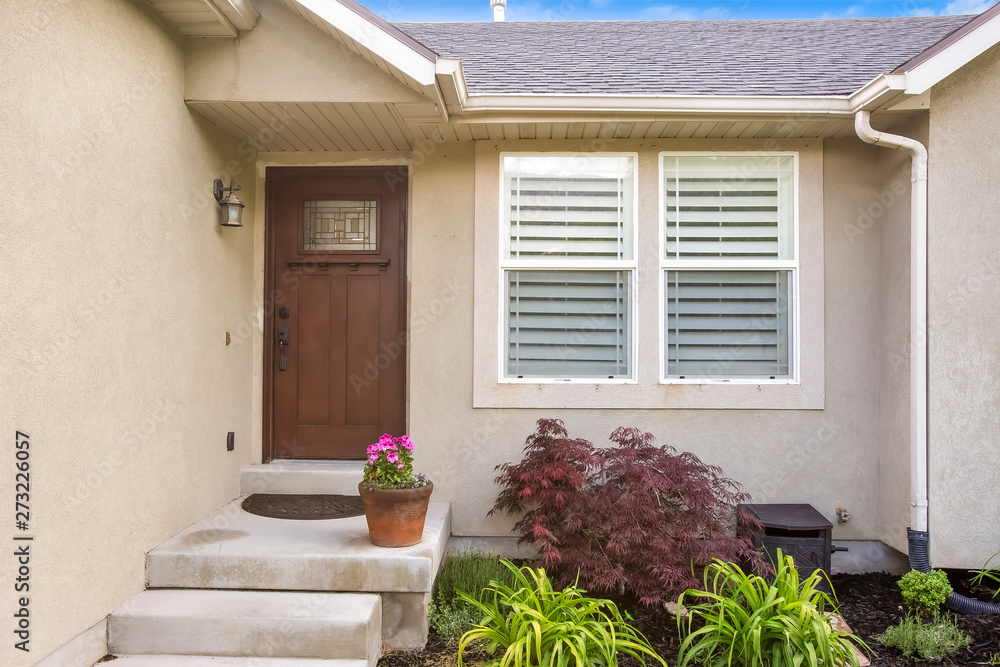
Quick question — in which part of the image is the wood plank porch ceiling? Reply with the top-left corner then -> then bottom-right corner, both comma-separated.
187,100 -> 912,151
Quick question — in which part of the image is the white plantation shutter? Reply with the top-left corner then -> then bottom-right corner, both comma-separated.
664,155 -> 794,260
506,156 -> 634,260
662,154 -> 797,380
665,271 -> 791,377
507,271 -> 630,378
502,155 -> 636,379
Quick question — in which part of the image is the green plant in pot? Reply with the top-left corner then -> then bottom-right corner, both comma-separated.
359,434 -> 432,547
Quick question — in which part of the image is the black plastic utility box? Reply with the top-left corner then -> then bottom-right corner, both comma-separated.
739,503 -> 835,592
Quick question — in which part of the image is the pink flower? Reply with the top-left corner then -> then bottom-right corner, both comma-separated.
400,435 -> 413,450
397,462 -> 404,469
386,451 -> 399,464
368,453 -> 378,464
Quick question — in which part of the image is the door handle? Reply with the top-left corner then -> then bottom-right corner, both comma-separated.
277,327 -> 290,371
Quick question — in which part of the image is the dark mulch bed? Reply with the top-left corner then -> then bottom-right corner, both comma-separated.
832,571 -> 1000,666
379,571 -> 999,667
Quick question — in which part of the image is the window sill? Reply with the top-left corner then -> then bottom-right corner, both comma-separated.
661,378 -> 799,385
500,377 -> 637,385
474,380 -> 824,410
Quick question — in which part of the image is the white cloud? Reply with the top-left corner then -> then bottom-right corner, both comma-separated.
638,3 -> 736,20
639,4 -> 698,20
942,0 -> 993,14
821,5 -> 863,18
507,0 -> 581,21
905,6 -> 938,15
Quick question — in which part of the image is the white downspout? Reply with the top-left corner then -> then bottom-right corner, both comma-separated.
854,110 -> 929,533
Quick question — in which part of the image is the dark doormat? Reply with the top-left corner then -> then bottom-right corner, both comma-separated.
241,494 -> 365,520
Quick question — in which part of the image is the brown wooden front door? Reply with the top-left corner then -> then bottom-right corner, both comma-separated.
266,167 -> 406,460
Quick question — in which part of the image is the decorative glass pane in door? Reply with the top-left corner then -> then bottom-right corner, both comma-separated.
303,199 -> 377,251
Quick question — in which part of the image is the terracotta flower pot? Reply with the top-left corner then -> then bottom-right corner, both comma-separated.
358,482 -> 433,547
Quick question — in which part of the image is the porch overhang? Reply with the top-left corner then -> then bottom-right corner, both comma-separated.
177,0 -> 999,150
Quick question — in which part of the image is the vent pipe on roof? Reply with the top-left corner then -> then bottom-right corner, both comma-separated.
492,0 -> 507,22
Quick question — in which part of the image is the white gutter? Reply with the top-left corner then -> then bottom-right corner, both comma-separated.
854,110 -> 929,533
456,93 -> 854,117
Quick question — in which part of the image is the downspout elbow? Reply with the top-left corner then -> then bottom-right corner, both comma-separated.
855,110 -> 928,183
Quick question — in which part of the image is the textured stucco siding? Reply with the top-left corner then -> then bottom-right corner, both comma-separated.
407,138 -> 886,555
185,0 -> 429,104
0,1 -> 256,664
927,43 -> 1000,568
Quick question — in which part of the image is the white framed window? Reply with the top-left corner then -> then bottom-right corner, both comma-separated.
501,154 -> 637,382
660,153 -> 799,383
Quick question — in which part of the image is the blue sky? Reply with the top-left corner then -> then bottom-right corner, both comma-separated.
364,0 -> 994,21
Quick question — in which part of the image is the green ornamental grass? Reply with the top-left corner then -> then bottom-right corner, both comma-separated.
457,559 -> 666,667
970,550 -> 1000,598
676,550 -> 868,667
429,552 -> 516,641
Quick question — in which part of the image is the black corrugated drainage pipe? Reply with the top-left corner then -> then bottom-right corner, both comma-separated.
907,528 -> 1000,614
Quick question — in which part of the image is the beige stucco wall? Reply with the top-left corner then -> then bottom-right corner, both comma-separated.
185,0 -> 429,104
927,43 -> 1000,568
408,137 -> 885,545
0,0 -> 256,664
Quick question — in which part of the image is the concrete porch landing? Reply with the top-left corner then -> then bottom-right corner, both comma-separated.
148,498 -> 451,593
146,497 -> 451,652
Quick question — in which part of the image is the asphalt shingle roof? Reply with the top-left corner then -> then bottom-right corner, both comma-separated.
393,16 -> 975,96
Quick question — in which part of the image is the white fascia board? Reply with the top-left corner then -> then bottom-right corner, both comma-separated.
211,0 -> 261,31
456,94 -> 855,117
290,0 -> 437,86
903,13 -> 1000,94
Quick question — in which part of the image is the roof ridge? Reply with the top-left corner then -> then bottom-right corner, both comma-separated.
393,15 -> 977,26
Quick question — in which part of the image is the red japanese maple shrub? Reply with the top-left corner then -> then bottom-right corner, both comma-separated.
490,419 -> 598,567
491,419 -> 762,605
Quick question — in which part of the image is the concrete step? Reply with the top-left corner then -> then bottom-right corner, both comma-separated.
106,658 -> 368,666
241,461 -> 366,495
108,590 -> 380,661
147,498 -> 451,593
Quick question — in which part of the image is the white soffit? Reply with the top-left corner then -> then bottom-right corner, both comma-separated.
276,0 -> 438,89
188,101 -> 415,151
146,0 -> 240,36
897,4 -> 1000,94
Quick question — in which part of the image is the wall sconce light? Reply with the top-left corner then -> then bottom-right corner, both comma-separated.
213,178 -> 245,227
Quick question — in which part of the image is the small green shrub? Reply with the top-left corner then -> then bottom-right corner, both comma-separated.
970,550 -> 1000,598
876,613 -> 970,660
428,599 -> 484,642
898,569 -> 953,616
429,552 -> 515,641
676,550 -> 867,667
457,559 -> 666,667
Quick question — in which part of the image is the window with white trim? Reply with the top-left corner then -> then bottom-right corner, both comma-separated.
661,153 -> 798,381
502,154 -> 636,381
